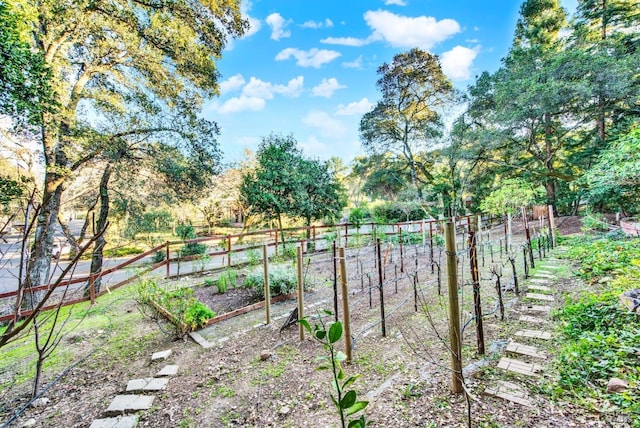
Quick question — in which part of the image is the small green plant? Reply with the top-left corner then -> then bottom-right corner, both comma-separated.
244,264 -> 296,298
180,242 -> 207,258
246,248 -> 261,266
299,312 -> 370,428
203,278 -> 215,287
151,250 -> 166,264
104,246 -> 144,257
216,275 -> 229,294
432,234 -> 445,247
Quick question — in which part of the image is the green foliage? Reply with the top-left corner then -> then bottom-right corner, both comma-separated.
372,201 -> 427,223
240,134 -> 346,232
104,246 -> 144,257
299,313 -> 370,428
562,236 -> 640,279
582,127 -> 640,214
480,179 -> 544,215
216,269 -> 237,294
246,248 -> 261,266
136,279 -> 214,334
180,242 -> 207,258
244,264 -> 297,299
349,206 -> 370,227
203,278 -> 215,288
176,224 -> 197,240
580,212 -> 609,232
0,174 -> 28,212
152,250 -> 166,264
550,236 -> 640,423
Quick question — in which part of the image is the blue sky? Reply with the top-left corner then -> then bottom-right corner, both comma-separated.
205,0 -> 578,165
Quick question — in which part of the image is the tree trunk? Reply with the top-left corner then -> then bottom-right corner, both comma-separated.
544,113 -> 557,215
24,175 -> 63,309
88,165 -> 111,295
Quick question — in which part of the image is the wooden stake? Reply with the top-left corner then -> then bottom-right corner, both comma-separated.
445,221 -> 463,393
469,216 -> 485,355
339,247 -> 352,363
297,245 -> 304,341
263,244 -> 270,325
548,204 -> 556,247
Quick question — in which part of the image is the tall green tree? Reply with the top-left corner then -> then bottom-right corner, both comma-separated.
359,48 -> 455,199
240,134 -> 346,237
2,0 -> 246,298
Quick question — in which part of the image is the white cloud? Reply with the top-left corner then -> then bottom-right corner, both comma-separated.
321,36 -> 376,47
219,74 -> 246,95
299,136 -> 329,155
342,55 -> 364,69
302,110 -> 346,137
242,76 -> 304,99
275,48 -> 341,68
218,96 -> 266,114
364,10 -> 460,49
440,45 -> 479,81
385,0 -> 407,5
311,78 -> 346,98
336,98 -> 374,115
266,13 -> 291,40
301,18 -> 334,29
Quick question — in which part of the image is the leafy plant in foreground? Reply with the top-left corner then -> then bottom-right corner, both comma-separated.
299,313 -> 370,428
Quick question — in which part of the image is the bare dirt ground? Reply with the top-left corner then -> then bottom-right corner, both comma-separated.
4,217 -> 622,428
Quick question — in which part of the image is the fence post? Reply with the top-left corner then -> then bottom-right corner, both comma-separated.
297,245 -> 304,341
376,239 -> 386,337
227,235 -> 232,268
445,220 -> 463,394
89,274 -> 96,305
344,224 -> 349,248
263,244 -> 270,325
430,221 -> 434,274
399,226 -> 404,273
469,215 -> 485,355
165,241 -> 170,279
332,241 -> 339,322
506,212 -> 512,254
275,229 -> 279,255
522,206 -> 535,269
339,247 -> 352,363
548,204 -> 556,247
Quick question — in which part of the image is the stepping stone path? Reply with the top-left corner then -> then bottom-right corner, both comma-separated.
90,350 -> 179,428
485,253 -> 564,407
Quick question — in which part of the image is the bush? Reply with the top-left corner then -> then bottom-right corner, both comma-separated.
349,206 -> 370,227
244,264 -> 297,299
104,246 -> 144,257
176,224 -> 196,240
152,250 -> 166,263
135,279 -> 215,334
180,242 -> 207,257
372,201 -> 427,223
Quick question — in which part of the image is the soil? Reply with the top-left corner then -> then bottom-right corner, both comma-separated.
4,216 -> 625,428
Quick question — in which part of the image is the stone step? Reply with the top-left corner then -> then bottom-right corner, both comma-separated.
533,273 -> 555,279
518,315 -> 547,324
156,365 -> 179,377
515,329 -> 552,340
506,342 -> 547,359
105,395 -> 155,416
485,380 -> 533,407
527,285 -> 551,293
151,349 -> 172,361
497,357 -> 543,377
521,304 -> 551,314
525,292 -> 555,302
126,378 -> 169,392
90,415 -> 139,428
530,278 -> 550,284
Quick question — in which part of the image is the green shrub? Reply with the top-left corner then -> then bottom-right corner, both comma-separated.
246,248 -> 261,266
372,201 -> 426,223
176,224 -> 196,240
244,264 -> 296,299
180,242 -> 207,257
581,212 -> 609,232
135,279 -> 215,334
216,269 -> 237,294
349,206 -> 370,227
104,246 -> 144,257
152,250 -> 166,263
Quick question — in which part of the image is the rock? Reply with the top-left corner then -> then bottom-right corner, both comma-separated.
31,397 -> 50,407
606,378 -> 629,393
21,418 -> 36,427
279,406 -> 290,415
260,350 -> 272,361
